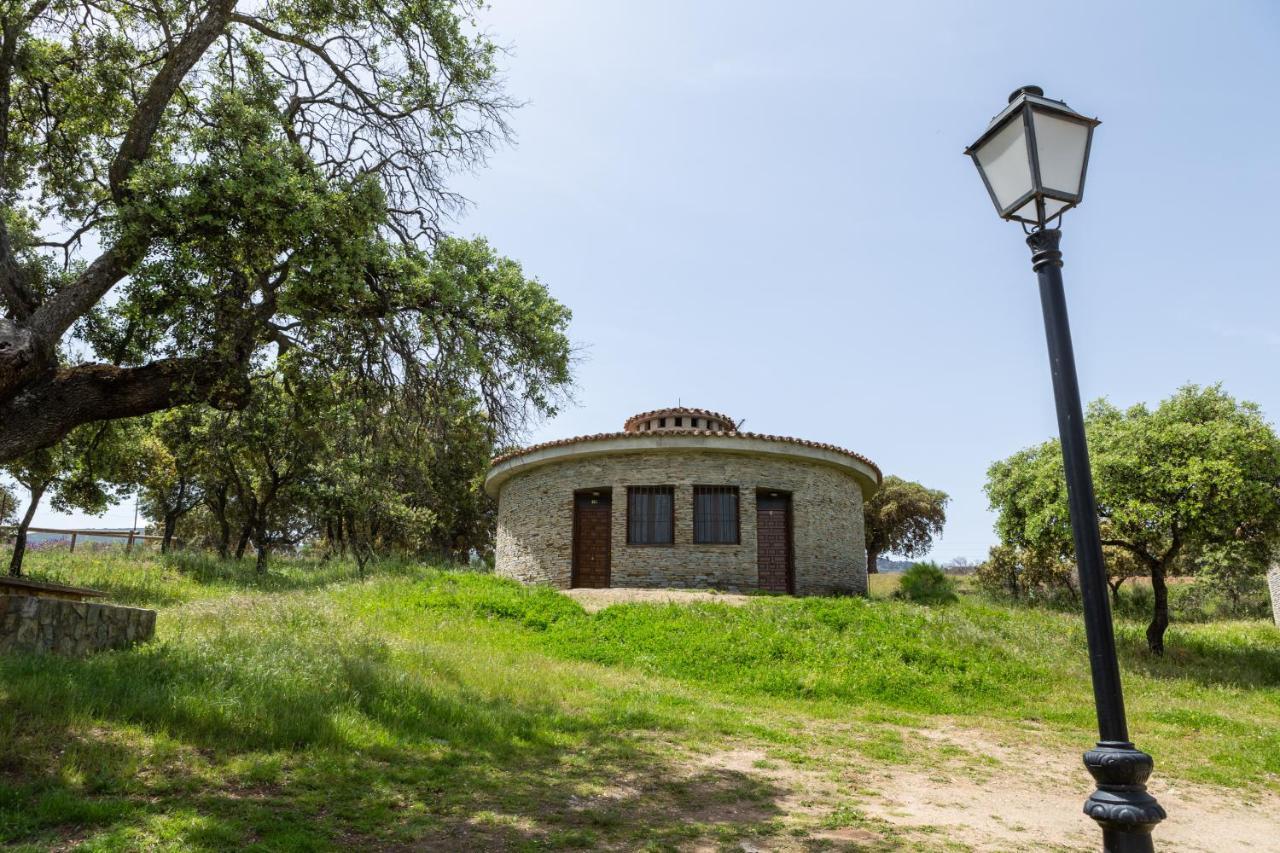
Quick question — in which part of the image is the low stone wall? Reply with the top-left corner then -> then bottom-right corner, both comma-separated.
0,594 -> 156,656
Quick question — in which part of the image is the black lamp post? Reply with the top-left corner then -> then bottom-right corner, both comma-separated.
965,86 -> 1166,852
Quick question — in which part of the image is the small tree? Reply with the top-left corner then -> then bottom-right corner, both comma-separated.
987,384 -> 1280,653
975,544 -> 1077,602
1181,539 -> 1274,618
136,408 -> 209,553
976,545 -> 1022,599
3,423 -> 138,575
864,476 -> 949,574
896,561 -> 958,604
210,373 -> 325,574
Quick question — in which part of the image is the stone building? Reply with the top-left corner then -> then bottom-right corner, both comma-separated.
484,407 -> 880,595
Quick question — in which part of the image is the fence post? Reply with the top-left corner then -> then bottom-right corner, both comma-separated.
126,531 -> 135,554
69,532 -> 77,553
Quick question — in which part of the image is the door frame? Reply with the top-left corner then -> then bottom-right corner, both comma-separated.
571,488 -> 612,588
755,489 -> 794,594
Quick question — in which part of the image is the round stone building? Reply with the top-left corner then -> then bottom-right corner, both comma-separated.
485,407 -> 881,595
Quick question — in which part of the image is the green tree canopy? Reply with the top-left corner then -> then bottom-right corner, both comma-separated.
3,420 -> 139,574
986,384 -> 1280,653
863,476 -> 949,574
0,0 -> 570,461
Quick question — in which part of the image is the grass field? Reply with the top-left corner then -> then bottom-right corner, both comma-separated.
1,552 -> 1277,851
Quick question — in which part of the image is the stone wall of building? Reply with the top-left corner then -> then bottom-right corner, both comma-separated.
494,449 -> 867,595
0,595 -> 156,656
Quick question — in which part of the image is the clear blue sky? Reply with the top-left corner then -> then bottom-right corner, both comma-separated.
34,1 -> 1280,562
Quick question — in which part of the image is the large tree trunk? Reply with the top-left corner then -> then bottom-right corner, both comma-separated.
866,547 -> 879,575
161,512 -> 178,553
216,520 -> 231,559
234,524 -> 252,561
207,486 -> 231,559
8,481 -> 46,577
254,524 -> 269,575
1146,563 -> 1170,655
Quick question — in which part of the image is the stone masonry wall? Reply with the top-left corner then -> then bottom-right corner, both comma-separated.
494,449 -> 867,595
0,595 -> 156,656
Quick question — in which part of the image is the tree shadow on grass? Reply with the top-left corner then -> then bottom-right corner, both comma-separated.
0,639 -> 816,851
161,551 -> 428,595
20,553 -> 434,610
1115,628 -> 1280,691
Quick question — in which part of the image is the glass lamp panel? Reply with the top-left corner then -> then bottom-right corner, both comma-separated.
974,116 -> 1033,211
1011,198 -> 1039,222
1042,197 -> 1071,220
1032,110 -> 1090,195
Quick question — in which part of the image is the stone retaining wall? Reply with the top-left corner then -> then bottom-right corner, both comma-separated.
0,594 -> 156,656
494,448 -> 867,595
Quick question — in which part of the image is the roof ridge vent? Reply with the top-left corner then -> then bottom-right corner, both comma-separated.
623,407 -> 736,434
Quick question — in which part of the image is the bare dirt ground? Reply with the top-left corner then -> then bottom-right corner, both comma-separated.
854,724 -> 1277,852
690,728 -> 1280,852
558,588 -> 1280,851
564,586 -> 755,612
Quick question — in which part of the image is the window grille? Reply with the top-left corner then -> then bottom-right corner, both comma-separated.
628,486 -> 674,544
693,486 -> 739,544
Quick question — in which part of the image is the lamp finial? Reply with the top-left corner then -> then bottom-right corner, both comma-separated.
1008,85 -> 1044,103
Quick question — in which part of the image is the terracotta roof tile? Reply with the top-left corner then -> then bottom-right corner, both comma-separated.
490,429 -> 881,485
623,407 -> 736,431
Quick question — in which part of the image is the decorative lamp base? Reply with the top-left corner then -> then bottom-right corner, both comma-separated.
1083,742 -> 1166,852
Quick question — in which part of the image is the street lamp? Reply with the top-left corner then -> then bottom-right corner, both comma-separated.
965,86 -> 1166,853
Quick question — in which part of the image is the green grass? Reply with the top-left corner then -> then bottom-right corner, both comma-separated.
1,551 -> 1277,850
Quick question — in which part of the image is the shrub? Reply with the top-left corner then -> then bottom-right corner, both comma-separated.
896,561 -> 957,604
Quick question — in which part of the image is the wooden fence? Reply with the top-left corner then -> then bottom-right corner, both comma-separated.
0,526 -> 175,553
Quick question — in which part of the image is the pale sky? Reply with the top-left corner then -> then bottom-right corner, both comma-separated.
27,1 -> 1280,562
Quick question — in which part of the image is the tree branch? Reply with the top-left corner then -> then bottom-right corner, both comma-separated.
108,0 -> 237,201
17,0 -> 236,347
0,356 -> 250,462
0,224 -> 37,319
1099,538 -> 1161,572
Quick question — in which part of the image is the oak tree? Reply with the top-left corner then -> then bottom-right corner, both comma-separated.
0,0 -> 568,461
863,475 -> 949,575
3,421 -> 138,574
136,407 -> 207,552
986,384 -> 1280,653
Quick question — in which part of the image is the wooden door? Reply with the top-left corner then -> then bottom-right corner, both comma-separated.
572,491 -> 612,588
756,492 -> 792,594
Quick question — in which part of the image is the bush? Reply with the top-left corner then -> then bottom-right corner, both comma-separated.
896,561 -> 958,604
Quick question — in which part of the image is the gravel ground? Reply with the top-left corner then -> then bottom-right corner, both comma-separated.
562,587 -> 756,613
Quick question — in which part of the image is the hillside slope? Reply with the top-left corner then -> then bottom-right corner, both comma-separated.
1,552 -> 1277,851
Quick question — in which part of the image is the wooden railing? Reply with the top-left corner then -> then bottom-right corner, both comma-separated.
0,526 -> 175,553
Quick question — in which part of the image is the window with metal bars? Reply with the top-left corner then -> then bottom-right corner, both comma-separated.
627,486 -> 674,545
693,486 -> 739,544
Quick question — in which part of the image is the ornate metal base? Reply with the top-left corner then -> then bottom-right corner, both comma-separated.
1083,742 -> 1166,852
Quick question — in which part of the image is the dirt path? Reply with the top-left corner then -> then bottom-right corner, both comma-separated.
557,590 -> 1279,851
695,724 -> 1280,852
564,587 -> 755,612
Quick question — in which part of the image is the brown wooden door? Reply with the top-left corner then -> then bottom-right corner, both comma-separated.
572,491 -> 612,588
756,492 -> 792,594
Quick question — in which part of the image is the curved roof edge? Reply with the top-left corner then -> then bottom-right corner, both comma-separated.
485,431 -> 881,499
